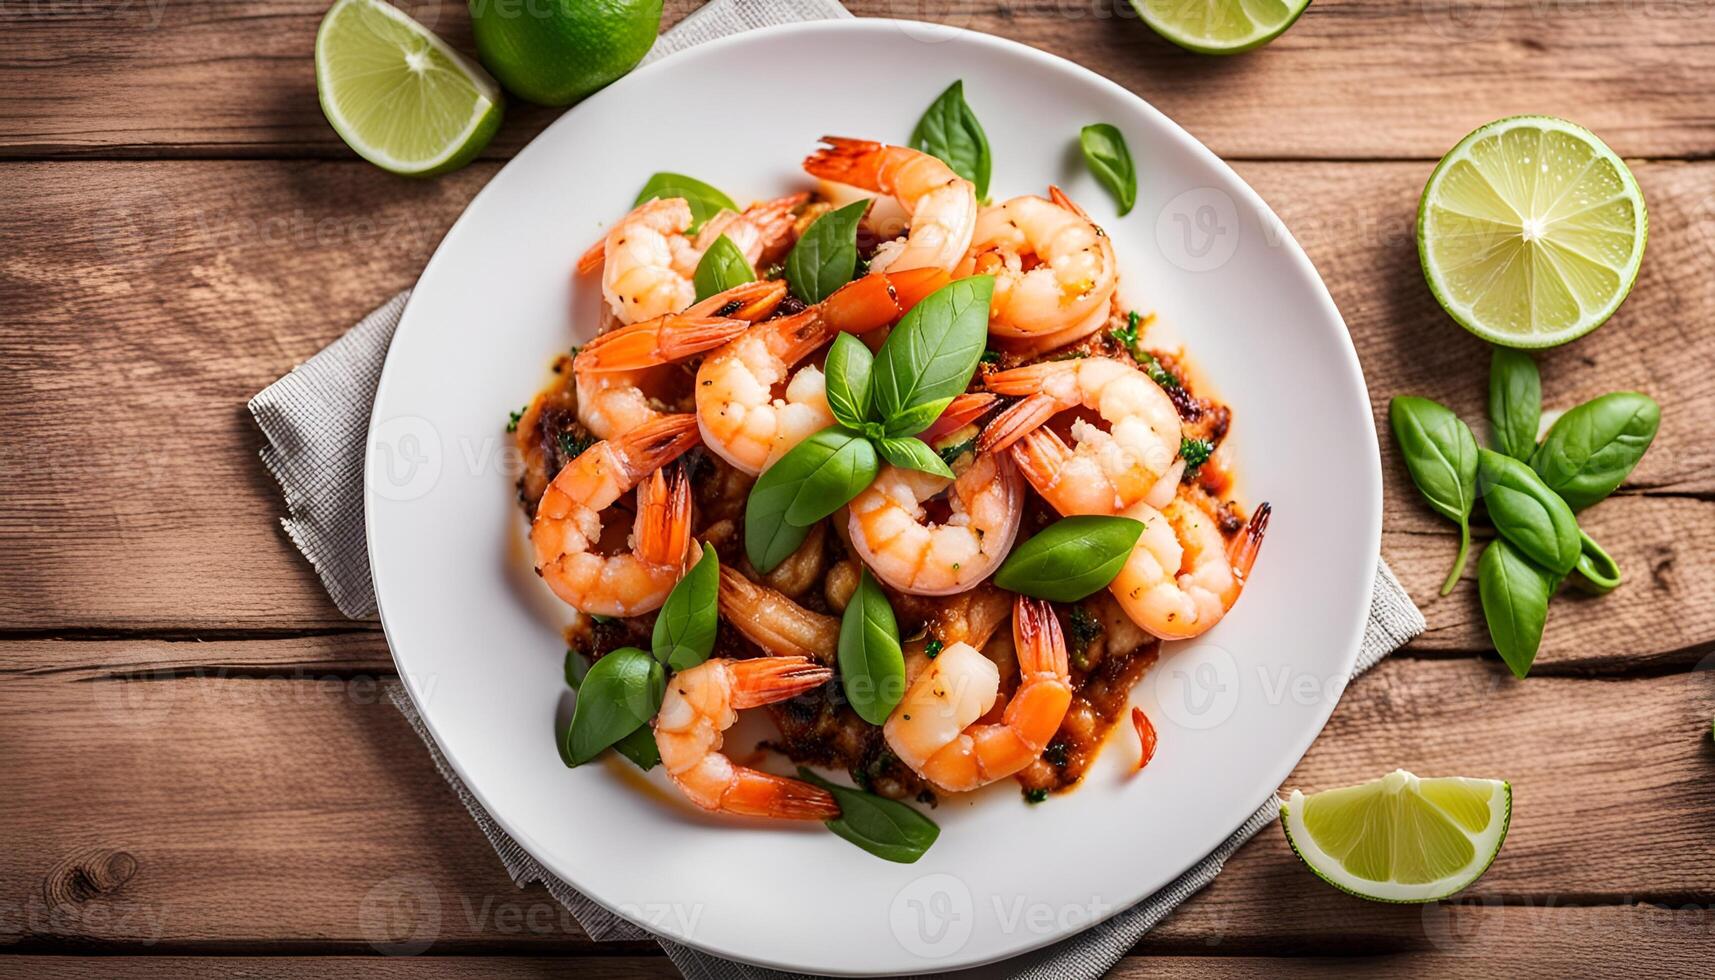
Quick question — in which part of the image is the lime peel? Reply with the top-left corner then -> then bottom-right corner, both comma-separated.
1282,769 -> 1511,903
1132,0 -> 1311,55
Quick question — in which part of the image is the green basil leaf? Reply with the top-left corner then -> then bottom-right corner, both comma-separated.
1569,527 -> 1622,595
564,648 -> 664,766
876,436 -> 954,478
691,234 -> 755,302
1389,396 -> 1479,595
1529,391 -> 1660,511
871,276 -> 993,426
1477,538 -> 1557,679
611,723 -> 660,771
797,767 -> 939,863
785,199 -> 868,304
824,333 -> 874,430
880,396 -> 954,439
1487,348 -> 1540,461
744,428 -> 878,571
839,569 -> 906,725
1078,123 -> 1136,216
633,172 -> 738,235
994,516 -> 1145,602
909,79 -> 990,200
652,546 -> 719,671
563,649 -> 590,690
1477,449 -> 1581,576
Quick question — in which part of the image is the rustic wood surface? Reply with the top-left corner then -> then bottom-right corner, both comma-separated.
4,0 -> 1713,976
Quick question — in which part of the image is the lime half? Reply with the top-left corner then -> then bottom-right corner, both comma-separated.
316,0 -> 503,176
1419,116 -> 1647,349
1132,0 -> 1311,54
1282,769 -> 1511,903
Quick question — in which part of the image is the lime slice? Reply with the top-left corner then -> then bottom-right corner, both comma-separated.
1282,769 -> 1511,903
1132,0 -> 1311,54
315,0 -> 503,176
1418,116 -> 1647,349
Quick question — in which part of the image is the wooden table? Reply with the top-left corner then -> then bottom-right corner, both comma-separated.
4,1 -> 1714,976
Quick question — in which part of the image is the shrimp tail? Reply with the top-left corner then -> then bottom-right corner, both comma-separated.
1228,501 -> 1271,582
605,414 -> 702,485
978,392 -> 1060,454
721,769 -> 841,820
686,279 -> 789,322
803,136 -> 887,188
920,392 -> 998,444
725,655 -> 834,708
718,566 -> 839,664
737,192 -> 811,265
576,316 -> 748,372
1012,596 -> 1069,678
576,238 -> 606,276
819,266 -> 949,334
633,466 -> 693,568
1048,184 -> 1094,224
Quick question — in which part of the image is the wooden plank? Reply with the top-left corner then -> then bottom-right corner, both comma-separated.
4,159 -> 1710,669
0,635 -> 390,680
4,1 -> 1714,160
3,653 -> 1711,952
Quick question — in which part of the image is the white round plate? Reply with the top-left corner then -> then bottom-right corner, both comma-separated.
367,19 -> 1380,976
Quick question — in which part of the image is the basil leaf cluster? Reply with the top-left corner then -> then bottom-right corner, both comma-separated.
909,80 -> 991,200
797,767 -> 939,863
561,548 -> 721,768
1079,123 -> 1137,215
744,277 -> 995,573
994,516 -> 1145,602
633,172 -> 737,235
1391,352 -> 1661,677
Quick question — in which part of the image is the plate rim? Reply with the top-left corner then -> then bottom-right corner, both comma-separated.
365,17 -> 1382,974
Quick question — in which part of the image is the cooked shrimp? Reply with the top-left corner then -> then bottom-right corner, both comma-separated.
980,355 -> 1185,512
847,450 -> 1024,596
654,656 -> 841,819
530,415 -> 700,617
803,137 -> 976,274
958,187 -> 1117,344
717,565 -> 839,665
581,194 -> 805,324
1108,497 -> 1269,641
883,596 -> 1072,793
696,267 -> 949,475
573,281 -> 787,439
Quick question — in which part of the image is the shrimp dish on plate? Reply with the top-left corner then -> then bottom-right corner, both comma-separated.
511,119 -> 1271,855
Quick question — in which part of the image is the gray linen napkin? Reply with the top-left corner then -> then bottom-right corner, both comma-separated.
249,1 -> 1428,975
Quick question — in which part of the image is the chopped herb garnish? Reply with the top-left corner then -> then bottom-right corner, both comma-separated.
1024,787 -> 1049,804
1110,310 -> 1142,351
924,638 -> 943,659
1043,741 -> 1069,768
1112,310 -> 1181,389
506,405 -> 527,433
1049,348 -> 1089,361
1180,437 -> 1215,469
588,613 -> 620,626
937,436 -> 977,466
980,348 -> 1002,365
557,431 -> 595,459
1068,605 -> 1101,652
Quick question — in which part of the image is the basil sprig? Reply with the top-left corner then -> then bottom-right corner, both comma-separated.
1569,528 -> 1622,595
1079,123 -> 1137,216
1477,449 -> 1580,576
652,546 -> 719,671
797,767 -> 939,863
1478,538 -> 1559,679
1529,391 -> 1660,511
634,172 -> 737,235
1487,349 -> 1540,461
994,516 -> 1145,602
692,234 -> 755,302
1389,396 -> 1479,595
909,80 -> 991,200
838,569 -> 906,724
786,199 -> 869,304
743,277 -> 995,572
562,647 -> 664,767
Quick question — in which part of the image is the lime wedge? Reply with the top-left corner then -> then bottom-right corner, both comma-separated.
1131,0 -> 1311,54
315,0 -> 503,176
1418,116 -> 1647,349
1282,769 -> 1511,903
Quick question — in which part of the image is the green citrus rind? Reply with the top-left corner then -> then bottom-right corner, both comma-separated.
1131,0 -> 1312,55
